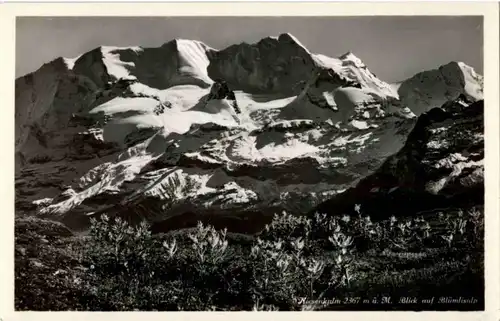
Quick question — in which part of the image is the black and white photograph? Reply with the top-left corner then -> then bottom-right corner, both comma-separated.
12,12 -> 487,312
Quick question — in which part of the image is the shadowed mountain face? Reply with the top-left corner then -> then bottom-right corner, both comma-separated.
312,97 -> 484,221
15,33 -> 483,233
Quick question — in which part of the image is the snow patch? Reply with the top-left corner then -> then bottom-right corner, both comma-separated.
349,120 -> 369,130
258,139 -> 320,161
63,54 -> 82,70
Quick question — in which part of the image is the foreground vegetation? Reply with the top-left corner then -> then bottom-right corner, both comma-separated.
15,205 -> 484,311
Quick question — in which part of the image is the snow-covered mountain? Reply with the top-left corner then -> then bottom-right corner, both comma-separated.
15,33 -> 483,233
396,61 -> 483,116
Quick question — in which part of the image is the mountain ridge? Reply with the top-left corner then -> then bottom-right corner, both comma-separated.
15,33 -> 484,233
17,33 -> 481,90
16,33 -> 482,117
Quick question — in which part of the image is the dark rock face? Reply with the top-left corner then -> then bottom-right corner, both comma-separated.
207,33 -> 317,95
72,48 -> 112,88
207,79 -> 233,100
312,97 -> 484,220
207,79 -> 241,114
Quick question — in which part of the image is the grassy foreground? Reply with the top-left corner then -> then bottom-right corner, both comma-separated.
15,206 -> 483,311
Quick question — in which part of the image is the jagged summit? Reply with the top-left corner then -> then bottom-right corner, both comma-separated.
18,34 -> 377,96
338,51 -> 359,61
161,38 -> 217,52
16,34 -> 482,132
397,60 -> 483,115
277,32 -> 310,49
441,60 -> 470,69
338,51 -> 366,68
18,34 -> 481,96
18,56 -> 71,80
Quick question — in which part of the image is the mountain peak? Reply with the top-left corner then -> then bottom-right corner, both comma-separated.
162,38 -> 215,51
397,59 -> 483,116
441,60 -> 467,68
438,60 -> 465,71
277,33 -> 310,52
277,32 -> 299,42
438,60 -> 481,76
339,51 -> 354,59
338,51 -> 366,68
258,33 -> 311,54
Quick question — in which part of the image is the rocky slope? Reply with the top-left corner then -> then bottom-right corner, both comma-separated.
15,33 -> 483,233
312,95 -> 484,220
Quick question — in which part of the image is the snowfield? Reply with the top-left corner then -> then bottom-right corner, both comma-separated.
15,33 -> 484,232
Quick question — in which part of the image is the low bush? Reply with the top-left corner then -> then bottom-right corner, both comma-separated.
15,204 -> 484,311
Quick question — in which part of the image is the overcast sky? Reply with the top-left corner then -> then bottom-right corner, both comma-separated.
16,16 -> 483,83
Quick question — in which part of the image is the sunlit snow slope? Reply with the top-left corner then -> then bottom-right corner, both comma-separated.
15,34 -> 483,233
